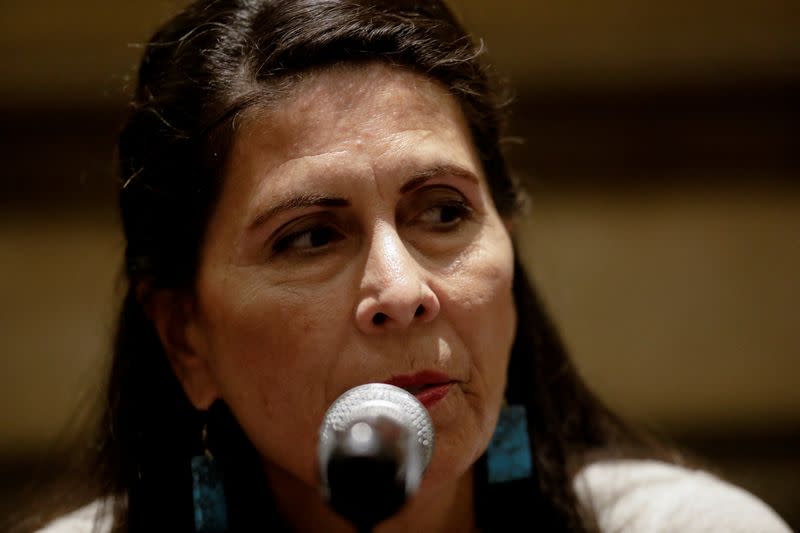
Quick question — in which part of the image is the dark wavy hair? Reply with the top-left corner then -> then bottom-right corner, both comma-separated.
33,1 -> 649,531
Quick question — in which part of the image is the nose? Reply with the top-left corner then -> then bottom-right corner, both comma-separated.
355,224 -> 440,334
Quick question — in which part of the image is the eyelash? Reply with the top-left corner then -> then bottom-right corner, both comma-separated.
272,224 -> 343,255
416,198 -> 474,230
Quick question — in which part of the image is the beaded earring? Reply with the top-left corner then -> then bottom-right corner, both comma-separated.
191,423 -> 229,533
486,402 -> 533,484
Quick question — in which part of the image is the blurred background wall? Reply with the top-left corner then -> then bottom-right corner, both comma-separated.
1,0 -> 798,527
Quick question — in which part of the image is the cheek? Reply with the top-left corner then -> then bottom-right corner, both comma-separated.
418,258 -> 516,486
457,259 -> 515,413
448,232 -> 516,382
198,274 -> 353,483
435,228 -> 516,456
207,288 -> 330,386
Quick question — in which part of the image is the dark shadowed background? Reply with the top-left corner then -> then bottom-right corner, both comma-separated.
1,0 -> 798,528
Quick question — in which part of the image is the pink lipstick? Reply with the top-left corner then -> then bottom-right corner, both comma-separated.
384,370 -> 454,409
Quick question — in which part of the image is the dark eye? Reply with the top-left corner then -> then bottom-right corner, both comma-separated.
417,200 -> 473,229
273,225 -> 342,254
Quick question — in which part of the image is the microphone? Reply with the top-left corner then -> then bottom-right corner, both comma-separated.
317,383 -> 434,532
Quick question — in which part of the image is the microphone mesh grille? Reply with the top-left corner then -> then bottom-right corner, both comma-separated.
319,383 -> 434,468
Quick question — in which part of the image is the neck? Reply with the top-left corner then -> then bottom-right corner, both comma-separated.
263,462 -> 477,533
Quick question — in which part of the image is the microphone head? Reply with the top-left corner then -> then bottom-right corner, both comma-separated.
317,383 -> 434,506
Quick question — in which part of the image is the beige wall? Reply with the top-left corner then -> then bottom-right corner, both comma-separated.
1,0 -> 798,104
519,182 -> 800,430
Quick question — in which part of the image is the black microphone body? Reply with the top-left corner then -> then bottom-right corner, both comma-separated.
326,416 -> 409,532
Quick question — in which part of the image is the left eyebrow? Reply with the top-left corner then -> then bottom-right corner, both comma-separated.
399,164 -> 480,194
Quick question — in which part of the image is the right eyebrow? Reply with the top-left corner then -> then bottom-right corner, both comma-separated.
248,194 -> 349,230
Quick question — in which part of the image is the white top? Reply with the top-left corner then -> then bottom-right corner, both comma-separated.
573,460 -> 792,532
39,460 -> 792,532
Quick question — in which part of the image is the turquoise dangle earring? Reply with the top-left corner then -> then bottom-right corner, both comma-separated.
486,402 -> 533,484
191,422 -> 228,533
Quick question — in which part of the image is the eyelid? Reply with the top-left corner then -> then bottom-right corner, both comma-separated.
404,176 -> 484,211
406,183 -> 475,211
416,200 -> 474,229
275,227 -> 341,255
397,185 -> 475,230
268,213 -> 344,256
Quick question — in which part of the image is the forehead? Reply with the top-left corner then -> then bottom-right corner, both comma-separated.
229,62 -> 476,169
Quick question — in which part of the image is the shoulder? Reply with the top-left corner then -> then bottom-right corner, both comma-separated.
35,500 -> 113,533
573,459 -> 791,532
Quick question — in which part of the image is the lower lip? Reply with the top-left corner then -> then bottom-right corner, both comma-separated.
414,383 -> 452,409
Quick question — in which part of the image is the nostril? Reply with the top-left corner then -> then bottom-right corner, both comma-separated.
414,305 -> 425,317
372,312 -> 387,325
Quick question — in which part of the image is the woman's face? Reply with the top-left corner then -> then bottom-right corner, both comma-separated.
180,63 -> 516,491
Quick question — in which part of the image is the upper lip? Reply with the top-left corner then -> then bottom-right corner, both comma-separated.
383,370 -> 454,392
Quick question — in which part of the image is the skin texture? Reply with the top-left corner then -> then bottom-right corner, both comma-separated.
158,63 -> 517,531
